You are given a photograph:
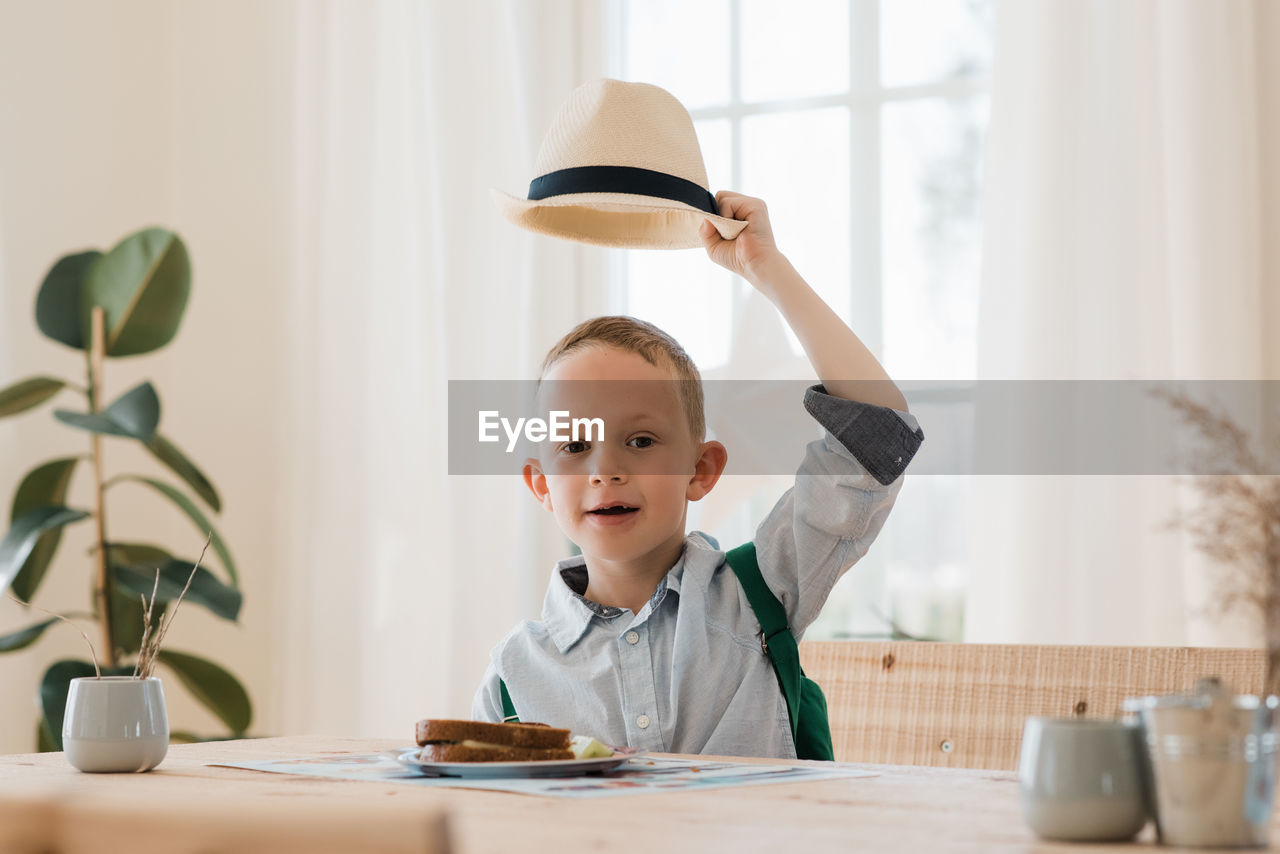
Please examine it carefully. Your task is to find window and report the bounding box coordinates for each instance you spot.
[601,0,992,641]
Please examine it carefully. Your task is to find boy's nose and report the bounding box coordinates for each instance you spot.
[588,444,627,483]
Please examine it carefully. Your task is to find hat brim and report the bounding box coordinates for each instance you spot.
[492,189,748,250]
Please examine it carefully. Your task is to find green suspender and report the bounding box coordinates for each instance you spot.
[724,542,835,761]
[499,678,519,723]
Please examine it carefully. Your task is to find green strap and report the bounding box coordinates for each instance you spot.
[498,678,519,723]
[724,543,804,745]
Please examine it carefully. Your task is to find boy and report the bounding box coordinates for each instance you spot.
[472,192,923,759]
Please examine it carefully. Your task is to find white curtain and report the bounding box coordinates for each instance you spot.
[967,0,1280,646]
[275,0,610,736]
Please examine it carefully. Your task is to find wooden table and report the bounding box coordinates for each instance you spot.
[0,735,1172,853]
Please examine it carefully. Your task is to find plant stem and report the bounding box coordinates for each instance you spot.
[88,307,117,669]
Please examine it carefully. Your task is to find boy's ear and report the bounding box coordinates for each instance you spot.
[687,440,728,502]
[523,457,554,512]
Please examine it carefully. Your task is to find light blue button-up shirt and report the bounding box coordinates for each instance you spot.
[472,387,923,759]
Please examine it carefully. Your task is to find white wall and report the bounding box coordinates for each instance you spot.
[0,0,292,752]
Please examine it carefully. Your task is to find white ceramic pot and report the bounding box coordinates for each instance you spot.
[63,676,169,773]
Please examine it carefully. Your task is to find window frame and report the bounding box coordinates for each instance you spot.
[605,0,989,366]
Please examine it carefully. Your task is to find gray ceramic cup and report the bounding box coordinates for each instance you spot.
[1019,717,1149,842]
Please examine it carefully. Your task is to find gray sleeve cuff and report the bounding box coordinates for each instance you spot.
[803,385,924,486]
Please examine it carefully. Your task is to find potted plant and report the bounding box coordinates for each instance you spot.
[0,227,252,751]
[51,538,208,771]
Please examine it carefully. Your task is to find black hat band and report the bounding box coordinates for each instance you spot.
[527,165,719,216]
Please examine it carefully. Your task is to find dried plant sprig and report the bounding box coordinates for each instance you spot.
[1154,386,1280,694]
[5,592,101,679]
[1148,385,1271,475]
[134,533,211,680]
[131,595,151,679]
[144,538,206,666]
[131,569,161,679]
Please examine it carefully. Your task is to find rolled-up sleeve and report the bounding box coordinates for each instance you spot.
[751,385,924,637]
[801,385,923,485]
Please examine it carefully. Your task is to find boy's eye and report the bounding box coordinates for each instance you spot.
[562,441,590,454]
[627,436,656,449]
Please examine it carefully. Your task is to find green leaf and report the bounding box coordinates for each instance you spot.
[106,541,172,570]
[109,585,155,655]
[113,560,241,622]
[158,650,252,734]
[145,433,221,512]
[54,381,160,440]
[0,617,59,653]
[11,459,79,522]
[114,477,237,586]
[8,458,80,601]
[84,228,191,357]
[40,660,95,750]
[1,506,91,599]
[0,377,68,418]
[39,659,133,751]
[37,719,56,753]
[105,542,171,653]
[35,250,100,350]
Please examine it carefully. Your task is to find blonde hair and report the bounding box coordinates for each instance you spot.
[540,316,705,441]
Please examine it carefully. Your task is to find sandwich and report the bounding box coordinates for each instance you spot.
[415,719,574,762]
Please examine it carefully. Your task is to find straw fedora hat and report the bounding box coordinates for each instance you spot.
[492,79,747,249]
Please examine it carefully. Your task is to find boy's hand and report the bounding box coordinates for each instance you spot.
[699,191,788,288]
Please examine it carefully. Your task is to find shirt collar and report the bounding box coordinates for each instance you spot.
[541,555,604,653]
[540,538,700,653]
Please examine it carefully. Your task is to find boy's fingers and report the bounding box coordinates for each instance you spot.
[714,190,743,220]
[735,199,766,222]
[716,192,765,224]
[715,194,741,220]
[715,189,749,204]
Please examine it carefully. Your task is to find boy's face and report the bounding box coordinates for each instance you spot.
[523,346,726,568]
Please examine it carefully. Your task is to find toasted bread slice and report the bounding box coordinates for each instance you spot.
[418,741,574,763]
[415,719,571,750]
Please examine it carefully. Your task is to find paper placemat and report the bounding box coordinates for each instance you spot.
[214,753,876,798]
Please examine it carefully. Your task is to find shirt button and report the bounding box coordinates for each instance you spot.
[625,631,640,645]
[636,714,651,729]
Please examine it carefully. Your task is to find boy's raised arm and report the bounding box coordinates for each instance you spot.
[700,192,921,636]
[698,191,908,412]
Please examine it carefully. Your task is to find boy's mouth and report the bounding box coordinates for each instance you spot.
[586,503,639,516]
